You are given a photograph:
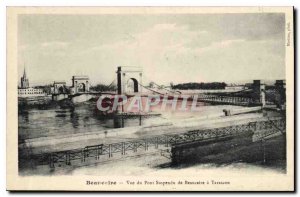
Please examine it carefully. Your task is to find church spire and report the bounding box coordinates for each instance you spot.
[21,65,29,88]
[23,67,26,79]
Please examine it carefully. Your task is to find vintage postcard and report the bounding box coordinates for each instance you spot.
[6,7,294,191]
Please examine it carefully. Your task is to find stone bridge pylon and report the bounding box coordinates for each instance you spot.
[117,66,143,94]
[70,76,90,95]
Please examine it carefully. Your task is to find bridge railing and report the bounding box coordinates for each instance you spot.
[197,94,255,106]
[29,118,285,169]
[198,89,284,106]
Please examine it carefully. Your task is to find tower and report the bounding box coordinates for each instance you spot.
[21,68,29,88]
[70,76,90,95]
[275,80,286,106]
[117,66,143,94]
[252,80,266,107]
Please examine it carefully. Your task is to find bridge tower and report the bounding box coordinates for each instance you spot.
[252,80,266,107]
[70,76,90,95]
[53,81,67,94]
[117,66,143,94]
[52,81,69,101]
[275,80,286,106]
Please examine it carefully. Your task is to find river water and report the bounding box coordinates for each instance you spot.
[18,100,246,143]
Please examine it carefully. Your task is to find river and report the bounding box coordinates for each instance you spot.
[18,100,246,143]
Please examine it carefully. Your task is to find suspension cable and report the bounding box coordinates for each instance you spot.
[137,81,165,95]
[107,78,116,88]
[142,74,181,95]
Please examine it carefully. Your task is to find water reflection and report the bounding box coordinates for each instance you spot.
[19,110,29,123]
[70,108,80,128]
[18,102,246,141]
[113,117,124,128]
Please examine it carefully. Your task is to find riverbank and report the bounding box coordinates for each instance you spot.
[18,96,75,110]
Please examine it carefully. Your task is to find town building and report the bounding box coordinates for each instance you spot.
[18,68,47,97]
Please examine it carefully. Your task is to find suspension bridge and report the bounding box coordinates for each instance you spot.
[51,66,286,109]
[87,66,286,109]
[23,66,286,171]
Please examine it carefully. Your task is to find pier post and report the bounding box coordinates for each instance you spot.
[133,142,137,152]
[49,154,55,170]
[145,140,148,151]
[121,142,125,155]
[96,146,99,160]
[81,149,86,162]
[109,144,113,157]
[261,138,266,164]
[65,152,71,165]
[139,114,142,126]
[165,136,169,147]
[96,145,102,160]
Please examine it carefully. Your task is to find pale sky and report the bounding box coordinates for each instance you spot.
[18,13,285,86]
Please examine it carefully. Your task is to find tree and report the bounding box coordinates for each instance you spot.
[170,82,174,89]
[90,83,117,92]
[172,82,227,90]
[148,82,155,88]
